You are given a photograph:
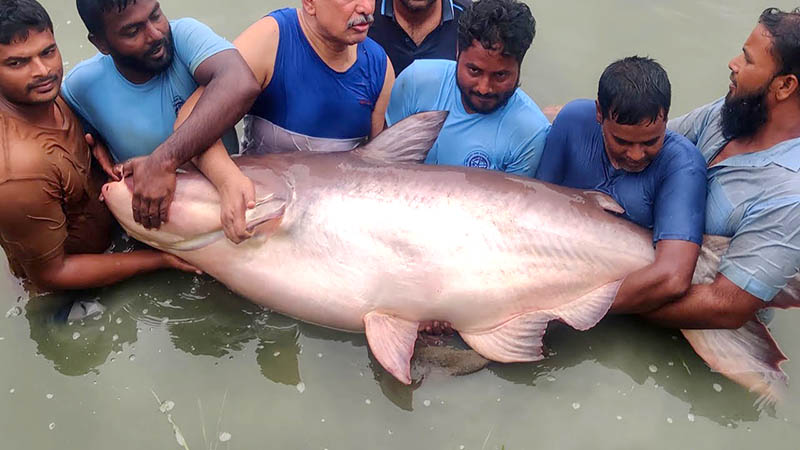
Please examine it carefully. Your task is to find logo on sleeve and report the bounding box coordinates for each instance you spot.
[465,150,491,169]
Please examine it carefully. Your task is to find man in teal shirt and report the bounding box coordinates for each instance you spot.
[64,0,261,242]
[386,0,549,176]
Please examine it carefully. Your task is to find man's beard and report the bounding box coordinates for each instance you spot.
[721,82,770,140]
[110,31,175,76]
[456,76,517,115]
[398,0,437,13]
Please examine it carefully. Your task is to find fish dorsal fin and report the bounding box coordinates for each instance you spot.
[364,311,420,384]
[460,280,621,362]
[354,111,448,164]
[584,191,625,215]
[682,321,788,407]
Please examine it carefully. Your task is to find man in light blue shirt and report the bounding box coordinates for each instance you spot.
[64,0,261,242]
[642,8,800,329]
[386,0,549,177]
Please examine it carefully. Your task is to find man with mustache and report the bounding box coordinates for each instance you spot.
[205,0,393,155]
[385,0,550,176]
[62,0,261,243]
[368,0,470,74]
[642,8,800,329]
[0,0,197,291]
[535,57,707,315]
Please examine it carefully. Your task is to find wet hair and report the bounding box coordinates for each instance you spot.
[457,0,535,64]
[76,0,136,36]
[759,8,800,83]
[597,56,671,125]
[0,0,53,45]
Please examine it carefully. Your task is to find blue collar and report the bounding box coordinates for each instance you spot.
[714,137,800,172]
[380,0,455,22]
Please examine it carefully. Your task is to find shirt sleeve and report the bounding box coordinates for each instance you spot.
[652,151,707,245]
[667,98,723,145]
[385,61,419,127]
[504,124,550,176]
[171,18,235,76]
[0,178,67,268]
[534,110,571,184]
[718,198,800,302]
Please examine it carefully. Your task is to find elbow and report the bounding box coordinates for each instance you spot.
[232,72,261,108]
[661,271,692,300]
[29,272,66,293]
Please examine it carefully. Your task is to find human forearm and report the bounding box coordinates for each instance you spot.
[30,251,174,291]
[610,264,689,314]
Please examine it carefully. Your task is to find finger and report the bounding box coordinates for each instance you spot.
[120,160,134,178]
[245,179,256,209]
[84,133,95,147]
[149,198,162,229]
[233,197,248,241]
[132,193,143,225]
[161,183,175,225]
[158,198,169,227]
[221,211,240,244]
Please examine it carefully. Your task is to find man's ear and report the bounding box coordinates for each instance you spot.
[301,0,316,16]
[88,33,110,55]
[595,100,604,124]
[774,74,799,102]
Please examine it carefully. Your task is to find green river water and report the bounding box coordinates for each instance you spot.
[3,1,800,449]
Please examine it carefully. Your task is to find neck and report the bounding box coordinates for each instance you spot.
[0,96,58,126]
[393,0,441,26]
[736,101,800,150]
[298,8,352,66]
[112,59,156,85]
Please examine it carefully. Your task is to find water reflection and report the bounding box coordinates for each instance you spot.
[489,317,768,426]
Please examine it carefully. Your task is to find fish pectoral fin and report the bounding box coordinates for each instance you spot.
[246,194,288,233]
[363,312,419,385]
[583,191,625,215]
[461,280,622,363]
[354,111,449,164]
[682,321,789,407]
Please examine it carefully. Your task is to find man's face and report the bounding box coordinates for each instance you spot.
[0,29,63,106]
[398,0,437,13]
[722,24,780,140]
[596,104,667,173]
[97,0,173,75]
[456,41,520,114]
[311,0,375,46]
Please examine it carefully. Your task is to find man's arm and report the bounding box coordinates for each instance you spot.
[121,48,261,230]
[28,251,198,292]
[641,273,763,329]
[533,109,570,184]
[610,240,700,314]
[371,56,396,137]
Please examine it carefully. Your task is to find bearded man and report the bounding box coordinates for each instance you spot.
[385,0,550,177]
[644,8,800,329]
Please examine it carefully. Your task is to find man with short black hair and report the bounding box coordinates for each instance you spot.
[368,0,469,74]
[644,8,800,329]
[386,0,549,176]
[64,0,261,243]
[0,0,196,291]
[536,56,707,314]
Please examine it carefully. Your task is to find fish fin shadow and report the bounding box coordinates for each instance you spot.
[364,312,420,385]
[461,280,621,362]
[682,321,789,407]
[355,111,448,164]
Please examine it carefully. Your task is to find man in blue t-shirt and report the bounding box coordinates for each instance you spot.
[64,0,262,243]
[386,0,550,177]
[536,57,707,315]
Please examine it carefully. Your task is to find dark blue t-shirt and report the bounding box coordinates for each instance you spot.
[535,99,707,245]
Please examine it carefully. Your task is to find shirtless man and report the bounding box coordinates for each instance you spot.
[0,0,194,291]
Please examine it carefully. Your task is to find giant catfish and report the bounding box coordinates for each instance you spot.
[102,112,798,404]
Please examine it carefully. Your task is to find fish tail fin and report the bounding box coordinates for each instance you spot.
[682,320,788,407]
[354,111,448,164]
[460,280,621,363]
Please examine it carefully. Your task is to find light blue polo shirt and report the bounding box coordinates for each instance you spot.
[61,18,234,163]
[669,98,800,302]
[386,59,550,176]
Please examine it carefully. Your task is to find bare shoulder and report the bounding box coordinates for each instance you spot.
[234,16,280,87]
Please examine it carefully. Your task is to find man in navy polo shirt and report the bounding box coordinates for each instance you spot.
[369,0,469,74]
[536,56,708,315]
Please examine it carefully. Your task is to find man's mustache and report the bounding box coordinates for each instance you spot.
[145,38,168,57]
[469,91,499,100]
[27,74,58,92]
[347,14,374,28]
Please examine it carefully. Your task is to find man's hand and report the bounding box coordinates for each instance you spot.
[85,133,120,181]
[116,156,177,230]
[161,252,203,275]
[218,173,256,244]
[419,320,455,336]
